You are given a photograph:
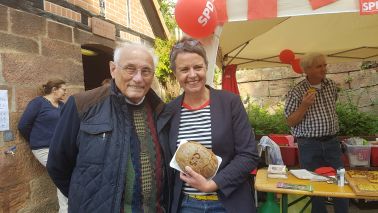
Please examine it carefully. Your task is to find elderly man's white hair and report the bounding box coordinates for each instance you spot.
[113,42,158,69]
[300,52,326,72]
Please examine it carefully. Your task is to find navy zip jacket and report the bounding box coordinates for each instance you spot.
[47,82,171,213]
[18,96,64,149]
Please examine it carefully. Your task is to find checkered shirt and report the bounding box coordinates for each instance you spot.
[284,78,339,137]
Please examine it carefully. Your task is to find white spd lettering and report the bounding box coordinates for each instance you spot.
[362,1,378,11]
[197,0,214,26]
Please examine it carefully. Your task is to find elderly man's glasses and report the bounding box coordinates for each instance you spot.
[118,65,154,77]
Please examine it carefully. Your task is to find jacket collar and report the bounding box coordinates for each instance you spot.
[164,85,214,111]
[157,85,215,134]
[109,79,164,115]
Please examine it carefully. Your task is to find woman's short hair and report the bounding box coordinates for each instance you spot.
[169,37,208,72]
[41,79,66,95]
[300,52,326,72]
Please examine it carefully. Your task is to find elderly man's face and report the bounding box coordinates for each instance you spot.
[110,48,154,103]
[306,56,327,84]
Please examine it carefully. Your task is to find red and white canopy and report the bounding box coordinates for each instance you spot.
[196,0,378,83]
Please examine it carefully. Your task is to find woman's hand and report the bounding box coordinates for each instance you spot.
[180,166,218,193]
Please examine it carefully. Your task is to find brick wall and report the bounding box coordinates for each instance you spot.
[67,0,100,15]
[53,0,155,39]
[237,63,378,113]
[45,1,83,22]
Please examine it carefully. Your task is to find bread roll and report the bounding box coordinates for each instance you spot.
[307,87,317,94]
[175,141,218,178]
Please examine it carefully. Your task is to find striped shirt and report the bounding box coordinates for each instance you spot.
[284,78,339,137]
[177,101,216,195]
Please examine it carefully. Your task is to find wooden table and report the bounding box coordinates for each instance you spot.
[254,169,378,213]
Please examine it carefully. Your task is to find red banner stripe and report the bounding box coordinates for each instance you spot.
[248,0,277,20]
[309,0,337,10]
[215,0,228,24]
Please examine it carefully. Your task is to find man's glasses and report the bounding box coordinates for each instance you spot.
[118,65,154,77]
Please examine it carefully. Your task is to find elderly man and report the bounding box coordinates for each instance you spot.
[284,52,348,213]
[47,43,170,213]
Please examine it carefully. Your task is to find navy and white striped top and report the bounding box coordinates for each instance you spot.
[177,101,216,195]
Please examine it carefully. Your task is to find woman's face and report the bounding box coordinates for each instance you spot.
[174,52,207,94]
[53,84,67,101]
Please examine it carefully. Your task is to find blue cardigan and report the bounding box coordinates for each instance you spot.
[18,96,64,149]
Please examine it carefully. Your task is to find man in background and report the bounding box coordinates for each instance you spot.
[284,52,348,213]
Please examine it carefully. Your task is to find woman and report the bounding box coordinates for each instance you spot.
[18,79,68,212]
[158,38,259,213]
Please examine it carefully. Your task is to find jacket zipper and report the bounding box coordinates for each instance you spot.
[110,103,128,213]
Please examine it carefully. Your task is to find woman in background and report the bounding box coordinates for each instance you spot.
[18,79,68,213]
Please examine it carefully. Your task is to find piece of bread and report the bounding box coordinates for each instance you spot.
[348,170,368,178]
[307,87,317,94]
[175,141,218,178]
[357,183,378,192]
[367,172,378,183]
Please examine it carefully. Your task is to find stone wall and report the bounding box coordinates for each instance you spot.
[0,1,164,212]
[237,63,378,113]
[0,6,83,212]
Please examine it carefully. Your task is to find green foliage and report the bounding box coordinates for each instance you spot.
[245,99,378,136]
[361,61,378,70]
[246,103,290,135]
[213,67,222,86]
[157,0,177,33]
[154,38,176,86]
[336,102,378,136]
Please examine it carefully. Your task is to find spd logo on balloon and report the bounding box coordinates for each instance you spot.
[198,0,215,26]
[175,0,218,38]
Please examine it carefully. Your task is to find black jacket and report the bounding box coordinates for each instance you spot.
[47,82,170,212]
[157,87,259,213]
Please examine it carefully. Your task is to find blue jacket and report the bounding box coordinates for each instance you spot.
[47,82,169,213]
[18,96,64,149]
[157,87,259,213]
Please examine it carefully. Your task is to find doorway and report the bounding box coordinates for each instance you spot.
[81,44,113,90]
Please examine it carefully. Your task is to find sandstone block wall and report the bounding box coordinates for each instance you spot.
[0,6,85,212]
[237,63,378,113]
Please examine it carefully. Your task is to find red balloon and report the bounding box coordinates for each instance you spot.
[291,58,303,74]
[175,0,218,38]
[279,49,295,64]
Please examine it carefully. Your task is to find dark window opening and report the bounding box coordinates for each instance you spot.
[81,44,113,90]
